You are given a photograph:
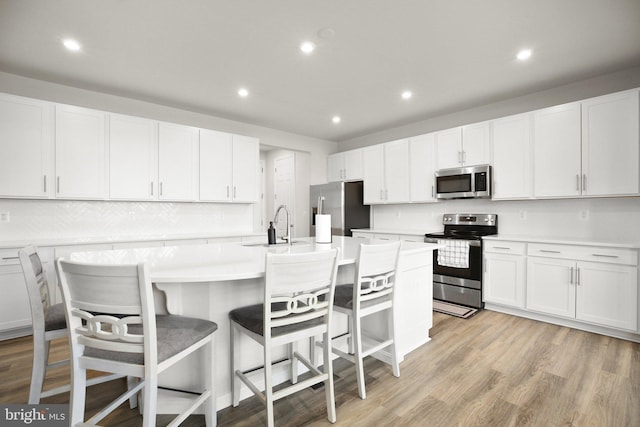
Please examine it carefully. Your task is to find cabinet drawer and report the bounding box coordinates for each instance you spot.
[484,241,526,255]
[528,243,638,266]
[398,235,425,243]
[0,249,20,266]
[373,233,399,241]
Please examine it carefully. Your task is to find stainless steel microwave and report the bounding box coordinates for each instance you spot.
[435,165,491,199]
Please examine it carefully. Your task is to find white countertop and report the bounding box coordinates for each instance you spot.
[0,231,265,250]
[352,228,435,237]
[68,236,439,283]
[483,234,640,249]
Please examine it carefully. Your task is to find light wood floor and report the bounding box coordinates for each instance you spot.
[1,310,638,426]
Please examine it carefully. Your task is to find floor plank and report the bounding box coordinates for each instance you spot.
[1,310,638,426]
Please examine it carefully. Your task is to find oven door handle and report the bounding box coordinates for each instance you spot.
[424,237,481,247]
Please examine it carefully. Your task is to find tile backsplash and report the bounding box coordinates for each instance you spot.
[0,199,254,241]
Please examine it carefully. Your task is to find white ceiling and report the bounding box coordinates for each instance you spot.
[1,0,639,142]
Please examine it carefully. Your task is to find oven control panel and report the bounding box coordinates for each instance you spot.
[443,213,497,226]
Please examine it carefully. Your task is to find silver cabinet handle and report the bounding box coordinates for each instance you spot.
[570,267,574,284]
[540,249,561,254]
[492,246,512,250]
[380,189,384,200]
[150,182,154,196]
[56,176,60,193]
[458,151,462,164]
[226,185,230,198]
[582,174,587,192]
[43,175,47,192]
[233,186,237,198]
[592,254,619,258]
[576,174,580,191]
[462,150,466,164]
[431,185,434,198]
[385,189,388,200]
[160,182,163,196]
[576,268,580,285]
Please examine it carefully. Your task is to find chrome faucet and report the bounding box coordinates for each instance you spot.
[273,205,292,244]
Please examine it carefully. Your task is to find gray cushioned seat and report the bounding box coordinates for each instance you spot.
[44,303,67,332]
[84,315,218,365]
[229,303,322,337]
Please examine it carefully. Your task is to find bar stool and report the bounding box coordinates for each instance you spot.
[56,259,218,427]
[331,240,401,399]
[229,248,340,427]
[18,246,121,404]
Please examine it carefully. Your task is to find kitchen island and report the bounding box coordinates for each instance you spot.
[69,236,438,412]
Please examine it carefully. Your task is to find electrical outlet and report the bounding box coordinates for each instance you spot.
[0,212,9,223]
[519,210,527,220]
[579,210,589,221]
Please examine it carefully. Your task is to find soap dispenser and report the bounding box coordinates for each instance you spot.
[267,222,276,245]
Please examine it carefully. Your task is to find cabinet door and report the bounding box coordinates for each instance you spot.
[533,102,581,198]
[461,121,490,166]
[409,133,436,202]
[435,127,463,169]
[363,145,385,204]
[0,260,32,333]
[576,261,637,331]
[491,113,532,199]
[55,104,107,199]
[327,153,344,182]
[384,139,410,203]
[344,149,364,181]
[232,135,259,202]
[581,89,639,197]
[158,122,198,201]
[526,257,576,318]
[0,94,53,198]
[484,253,525,308]
[199,129,233,201]
[109,114,157,200]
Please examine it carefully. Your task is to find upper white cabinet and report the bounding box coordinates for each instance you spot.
[408,133,437,202]
[581,89,639,197]
[158,122,199,201]
[0,93,54,198]
[55,104,107,199]
[436,122,490,169]
[327,149,363,182]
[491,113,532,199]
[363,139,410,204]
[199,130,259,202]
[109,114,158,200]
[532,102,582,198]
[533,89,639,199]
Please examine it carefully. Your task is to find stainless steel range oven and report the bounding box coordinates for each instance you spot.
[424,213,498,309]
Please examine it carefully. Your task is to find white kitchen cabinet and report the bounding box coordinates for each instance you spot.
[409,133,437,202]
[435,127,463,169]
[436,122,490,169]
[483,241,526,308]
[158,122,199,201]
[526,243,638,331]
[0,93,54,198]
[491,113,532,199]
[327,149,364,182]
[363,140,409,204]
[199,130,259,202]
[231,135,259,202]
[533,102,582,198]
[55,104,107,199]
[109,114,158,200]
[581,89,639,197]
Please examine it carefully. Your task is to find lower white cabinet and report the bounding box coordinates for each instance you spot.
[483,241,526,308]
[526,244,638,331]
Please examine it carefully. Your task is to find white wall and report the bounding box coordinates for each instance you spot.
[373,197,640,242]
[0,71,337,241]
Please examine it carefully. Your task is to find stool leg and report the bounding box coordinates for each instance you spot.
[289,341,298,384]
[142,374,158,427]
[353,314,366,400]
[28,336,48,404]
[322,329,336,423]
[388,306,400,377]
[205,336,217,427]
[69,366,87,426]
[230,322,241,407]
[264,342,275,427]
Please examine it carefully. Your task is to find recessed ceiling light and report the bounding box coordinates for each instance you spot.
[332,116,341,124]
[300,41,316,54]
[62,38,81,52]
[517,49,532,61]
[238,88,249,97]
[401,91,413,100]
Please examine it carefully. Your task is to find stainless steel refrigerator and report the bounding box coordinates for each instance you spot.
[309,181,370,237]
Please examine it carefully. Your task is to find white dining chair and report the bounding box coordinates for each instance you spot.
[56,258,218,427]
[18,246,122,404]
[330,240,401,399]
[229,248,340,427]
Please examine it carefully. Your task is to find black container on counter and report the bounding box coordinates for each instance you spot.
[267,222,276,245]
